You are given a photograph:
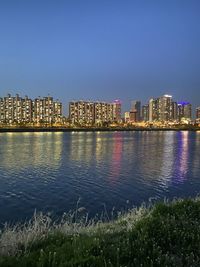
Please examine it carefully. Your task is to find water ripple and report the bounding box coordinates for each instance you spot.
[0,131,200,223]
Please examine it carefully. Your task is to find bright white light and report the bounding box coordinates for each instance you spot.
[164,94,172,98]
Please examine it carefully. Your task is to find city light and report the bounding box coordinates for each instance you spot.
[0,93,199,129]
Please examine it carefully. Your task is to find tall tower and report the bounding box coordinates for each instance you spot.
[142,104,149,121]
[149,98,159,122]
[159,95,173,121]
[172,101,178,121]
[131,101,141,121]
[113,100,121,123]
[177,102,192,121]
[196,107,200,119]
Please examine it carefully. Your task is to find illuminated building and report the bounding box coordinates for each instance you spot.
[149,95,176,122]
[159,95,173,121]
[53,100,62,123]
[0,94,62,124]
[177,102,192,121]
[172,102,178,121]
[112,100,121,123]
[94,102,115,124]
[22,95,33,123]
[131,101,141,121]
[142,104,149,121]
[33,96,62,124]
[0,94,32,124]
[69,100,121,125]
[196,107,200,119]
[149,98,160,121]
[43,96,54,123]
[0,97,4,123]
[124,112,130,123]
[1,94,17,123]
[69,101,95,125]
[129,110,137,122]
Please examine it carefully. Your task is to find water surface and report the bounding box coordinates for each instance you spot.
[0,131,200,223]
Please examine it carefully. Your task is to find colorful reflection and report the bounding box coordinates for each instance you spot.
[109,132,123,183]
[174,131,189,183]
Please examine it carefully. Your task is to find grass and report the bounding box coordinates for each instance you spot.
[1,198,200,266]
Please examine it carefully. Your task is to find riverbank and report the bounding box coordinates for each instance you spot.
[0,126,200,132]
[1,198,200,266]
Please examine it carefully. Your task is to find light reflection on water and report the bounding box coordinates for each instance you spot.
[176,131,189,183]
[159,132,175,188]
[0,131,200,223]
[0,132,63,170]
[110,132,123,184]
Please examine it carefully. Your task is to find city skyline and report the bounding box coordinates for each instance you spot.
[1,93,199,123]
[0,91,198,113]
[0,0,199,112]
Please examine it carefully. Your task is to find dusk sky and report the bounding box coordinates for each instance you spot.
[0,0,199,114]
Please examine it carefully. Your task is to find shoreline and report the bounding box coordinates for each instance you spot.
[0,126,200,132]
[1,198,200,266]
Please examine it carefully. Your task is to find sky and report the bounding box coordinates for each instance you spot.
[0,0,200,114]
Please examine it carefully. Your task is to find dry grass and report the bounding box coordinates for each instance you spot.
[0,202,148,257]
[1,198,200,266]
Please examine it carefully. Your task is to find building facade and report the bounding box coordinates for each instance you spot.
[142,104,149,121]
[159,95,173,121]
[196,107,200,119]
[129,110,137,122]
[112,100,122,123]
[131,100,141,121]
[124,112,130,123]
[149,95,178,122]
[149,98,160,122]
[69,100,121,125]
[0,94,62,124]
[177,102,192,121]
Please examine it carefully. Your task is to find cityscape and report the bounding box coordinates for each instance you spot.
[0,93,200,127]
[1,0,200,265]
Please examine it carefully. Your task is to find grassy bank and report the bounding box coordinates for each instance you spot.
[1,198,200,266]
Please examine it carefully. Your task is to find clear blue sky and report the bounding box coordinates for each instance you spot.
[0,0,199,114]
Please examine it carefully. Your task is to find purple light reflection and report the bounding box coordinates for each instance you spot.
[109,132,123,184]
[174,131,189,183]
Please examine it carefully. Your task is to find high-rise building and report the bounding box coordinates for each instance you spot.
[33,97,43,123]
[69,101,95,125]
[149,95,175,122]
[53,100,62,123]
[149,98,159,122]
[172,102,178,121]
[113,100,121,123]
[124,112,130,123]
[142,105,149,121]
[131,101,141,121]
[177,102,192,121]
[196,107,200,119]
[32,96,62,124]
[69,100,121,125]
[0,94,62,124]
[3,94,15,123]
[159,95,173,121]
[0,97,4,123]
[94,102,112,124]
[129,110,137,122]
[22,95,33,123]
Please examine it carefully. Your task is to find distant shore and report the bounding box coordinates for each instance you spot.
[0,126,200,132]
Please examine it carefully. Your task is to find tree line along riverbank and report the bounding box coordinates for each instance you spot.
[1,198,200,266]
